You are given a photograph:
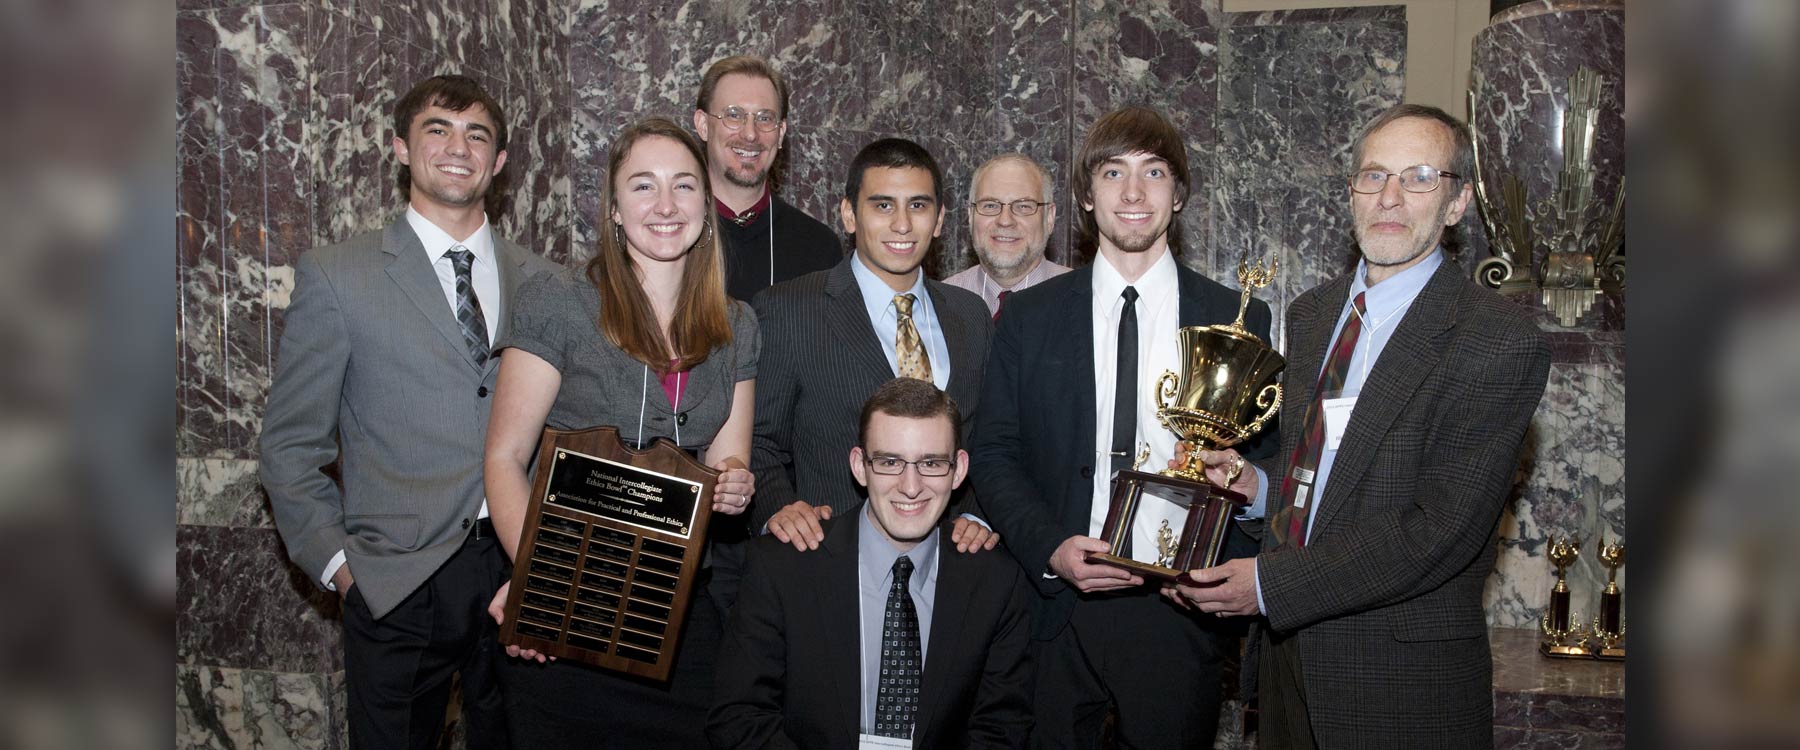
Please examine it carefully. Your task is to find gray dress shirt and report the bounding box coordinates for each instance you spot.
[857,506,940,734]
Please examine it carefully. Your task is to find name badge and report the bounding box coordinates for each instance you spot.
[859,734,912,749]
[1322,396,1357,451]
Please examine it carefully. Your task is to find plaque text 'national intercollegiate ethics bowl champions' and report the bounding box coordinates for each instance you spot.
[498,426,717,682]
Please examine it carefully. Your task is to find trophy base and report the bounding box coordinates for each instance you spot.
[1539,643,1591,659]
[1595,646,1625,661]
[1088,469,1246,586]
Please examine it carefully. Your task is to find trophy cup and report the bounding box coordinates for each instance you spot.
[1088,258,1285,582]
[1539,535,1590,658]
[1592,538,1625,660]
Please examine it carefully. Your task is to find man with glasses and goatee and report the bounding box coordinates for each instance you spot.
[945,153,1070,319]
[692,55,841,302]
[1169,104,1551,748]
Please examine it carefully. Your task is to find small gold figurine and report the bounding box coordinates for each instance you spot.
[1540,536,1589,657]
[1154,520,1178,568]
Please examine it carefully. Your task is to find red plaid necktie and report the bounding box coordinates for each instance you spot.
[1279,292,1366,547]
[993,290,1011,322]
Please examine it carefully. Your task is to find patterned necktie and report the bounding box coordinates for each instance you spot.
[1277,292,1367,548]
[993,289,1011,322]
[894,293,932,382]
[874,556,921,739]
[447,246,490,368]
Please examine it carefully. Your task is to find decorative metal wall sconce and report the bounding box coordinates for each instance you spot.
[1468,66,1625,326]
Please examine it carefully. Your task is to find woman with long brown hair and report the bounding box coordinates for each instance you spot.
[484,117,758,746]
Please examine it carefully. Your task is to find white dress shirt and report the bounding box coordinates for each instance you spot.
[1086,249,1186,562]
[320,207,502,589]
[851,254,952,391]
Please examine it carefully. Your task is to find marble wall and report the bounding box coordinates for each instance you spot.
[176,0,571,747]
[176,0,1624,745]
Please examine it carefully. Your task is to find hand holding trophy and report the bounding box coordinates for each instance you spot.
[1088,256,1286,583]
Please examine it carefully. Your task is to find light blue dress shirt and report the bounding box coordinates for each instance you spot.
[857,505,939,735]
[851,254,952,391]
[1254,249,1444,614]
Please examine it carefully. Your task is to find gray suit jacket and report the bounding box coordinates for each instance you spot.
[1255,260,1550,747]
[260,217,558,618]
[749,256,992,528]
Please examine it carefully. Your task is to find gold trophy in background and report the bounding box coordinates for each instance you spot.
[1540,536,1589,658]
[1089,257,1285,582]
[1592,538,1625,660]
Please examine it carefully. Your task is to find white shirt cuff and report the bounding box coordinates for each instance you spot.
[1236,465,1272,520]
[321,549,348,591]
[1253,557,1267,615]
[958,512,991,531]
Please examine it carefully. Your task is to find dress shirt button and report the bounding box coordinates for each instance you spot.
[477,386,490,398]
[1080,466,1094,479]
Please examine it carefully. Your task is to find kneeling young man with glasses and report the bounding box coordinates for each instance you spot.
[711,378,1032,749]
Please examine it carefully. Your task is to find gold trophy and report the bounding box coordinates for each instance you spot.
[1592,538,1625,660]
[1539,536,1590,658]
[1089,258,1285,582]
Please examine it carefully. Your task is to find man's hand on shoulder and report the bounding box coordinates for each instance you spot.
[1048,535,1143,592]
[767,501,830,551]
[950,516,1001,553]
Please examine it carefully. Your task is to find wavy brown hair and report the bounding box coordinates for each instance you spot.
[586,118,733,375]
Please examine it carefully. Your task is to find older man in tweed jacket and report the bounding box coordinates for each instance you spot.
[1171,104,1552,748]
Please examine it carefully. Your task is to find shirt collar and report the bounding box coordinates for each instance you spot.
[857,502,941,590]
[851,252,930,324]
[1350,248,1443,324]
[1091,247,1178,307]
[714,187,773,225]
[406,205,494,265]
[979,257,1048,298]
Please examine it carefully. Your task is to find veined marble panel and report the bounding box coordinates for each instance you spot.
[178,525,343,674]
[177,665,339,750]
[178,457,272,528]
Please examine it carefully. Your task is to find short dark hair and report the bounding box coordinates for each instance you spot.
[1072,106,1191,256]
[1351,103,1474,180]
[843,137,944,207]
[695,55,790,120]
[392,75,510,216]
[858,378,963,450]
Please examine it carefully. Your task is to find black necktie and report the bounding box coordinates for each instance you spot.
[874,556,921,739]
[448,246,490,368]
[1110,286,1140,476]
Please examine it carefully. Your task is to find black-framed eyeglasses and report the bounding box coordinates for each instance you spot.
[1349,165,1462,194]
[863,453,957,477]
[706,107,783,133]
[970,199,1052,217]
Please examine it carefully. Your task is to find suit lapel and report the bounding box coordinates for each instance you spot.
[825,258,899,381]
[382,220,481,372]
[1311,263,1461,537]
[1175,265,1210,327]
[1059,269,1098,521]
[819,512,865,738]
[927,280,981,404]
[487,236,532,380]
[916,537,972,738]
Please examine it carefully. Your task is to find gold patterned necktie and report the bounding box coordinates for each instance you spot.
[894,293,932,382]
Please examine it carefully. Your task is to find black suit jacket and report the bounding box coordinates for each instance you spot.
[969,261,1275,639]
[749,256,992,527]
[708,509,1034,749]
[1254,260,1550,748]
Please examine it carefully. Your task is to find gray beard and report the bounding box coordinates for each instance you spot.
[723,165,768,190]
[974,245,1041,279]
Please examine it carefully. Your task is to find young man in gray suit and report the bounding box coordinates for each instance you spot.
[1171,104,1552,748]
[260,74,557,750]
[750,138,998,556]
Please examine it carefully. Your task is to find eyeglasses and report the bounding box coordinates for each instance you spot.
[1349,165,1462,194]
[863,453,957,477]
[705,106,783,133]
[970,199,1052,217]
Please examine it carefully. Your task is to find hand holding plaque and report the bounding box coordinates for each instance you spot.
[1089,257,1286,582]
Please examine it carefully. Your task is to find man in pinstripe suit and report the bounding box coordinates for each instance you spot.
[1171,104,1552,748]
[749,138,998,559]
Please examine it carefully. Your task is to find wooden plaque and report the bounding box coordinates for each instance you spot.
[498,426,717,681]
[1088,469,1243,584]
